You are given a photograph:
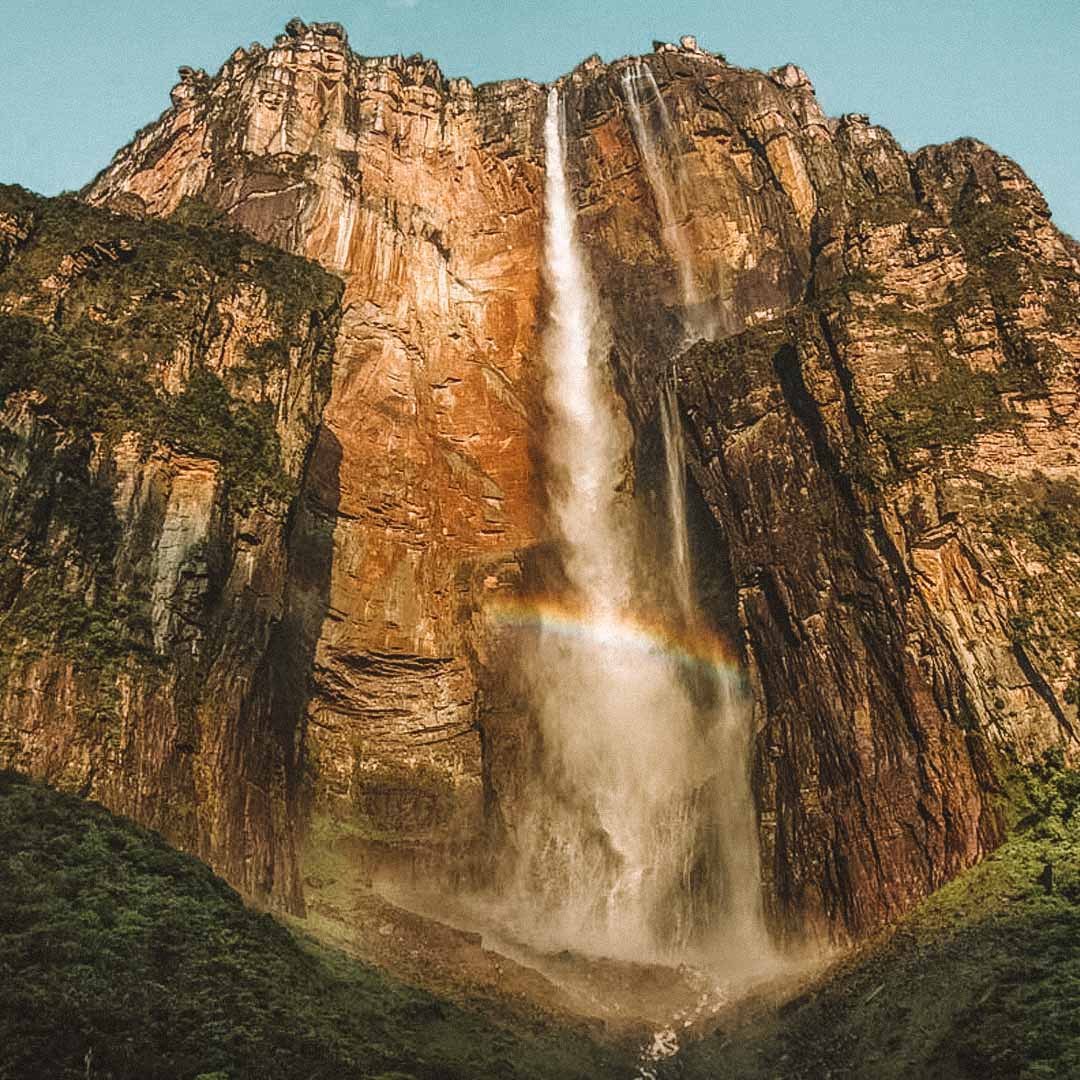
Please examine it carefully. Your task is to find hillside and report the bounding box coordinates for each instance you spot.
[669,752,1080,1078]
[3,759,1077,1078]
[0,770,626,1080]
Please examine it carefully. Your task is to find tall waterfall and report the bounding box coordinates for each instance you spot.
[536,85,630,613]
[499,86,769,967]
[623,65,768,966]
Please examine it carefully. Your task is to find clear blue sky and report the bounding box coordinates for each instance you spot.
[2,1,1077,237]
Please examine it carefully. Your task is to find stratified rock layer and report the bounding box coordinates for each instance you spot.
[65,25,1080,937]
[89,23,546,864]
[0,185,342,911]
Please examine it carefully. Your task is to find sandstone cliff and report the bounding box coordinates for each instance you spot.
[0,184,342,910]
[31,20,1080,937]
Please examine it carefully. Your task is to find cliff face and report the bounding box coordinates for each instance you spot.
[62,22,1080,937]
[555,56,1080,932]
[671,142,1080,931]
[0,185,342,911]
[87,21,547,865]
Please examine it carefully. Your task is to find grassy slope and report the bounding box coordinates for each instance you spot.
[6,758,1076,1080]
[672,752,1080,1080]
[0,771,628,1080]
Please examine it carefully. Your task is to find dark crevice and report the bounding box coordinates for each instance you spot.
[1012,642,1077,743]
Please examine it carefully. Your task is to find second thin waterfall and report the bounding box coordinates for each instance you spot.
[660,374,694,623]
[622,61,719,342]
[495,86,770,966]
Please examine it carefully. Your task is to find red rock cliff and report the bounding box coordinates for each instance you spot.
[55,20,1080,936]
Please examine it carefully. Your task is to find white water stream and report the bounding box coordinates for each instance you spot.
[503,87,769,968]
[622,61,720,342]
[659,373,693,623]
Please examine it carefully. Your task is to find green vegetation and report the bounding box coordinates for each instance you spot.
[0,185,340,341]
[812,191,1073,476]
[670,751,1080,1080]
[953,201,1024,258]
[852,194,918,228]
[0,184,342,677]
[0,427,156,683]
[983,474,1080,672]
[0,573,152,672]
[0,183,341,508]
[952,201,1027,309]
[990,474,1080,561]
[811,268,885,310]
[873,358,1021,466]
[0,772,626,1080]
[0,317,290,507]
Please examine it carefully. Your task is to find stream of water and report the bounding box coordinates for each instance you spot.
[498,86,769,968]
[622,61,721,342]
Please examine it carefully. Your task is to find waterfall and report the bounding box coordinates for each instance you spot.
[622,61,720,342]
[657,371,768,967]
[660,372,693,623]
[536,85,630,613]
[625,68,766,961]
[498,87,770,968]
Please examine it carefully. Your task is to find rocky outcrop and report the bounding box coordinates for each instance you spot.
[71,27,1080,938]
[0,185,342,911]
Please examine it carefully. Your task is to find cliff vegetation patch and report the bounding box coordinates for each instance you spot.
[873,358,1020,467]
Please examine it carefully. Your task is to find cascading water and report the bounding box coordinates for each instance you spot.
[656,369,768,965]
[497,86,769,967]
[659,373,693,623]
[534,85,629,614]
[623,60,717,626]
[505,86,702,959]
[623,62,769,965]
[622,61,720,342]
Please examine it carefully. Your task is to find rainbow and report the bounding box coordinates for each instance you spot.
[484,595,743,678]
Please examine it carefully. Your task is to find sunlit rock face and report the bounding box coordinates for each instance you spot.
[88,22,548,865]
[82,22,1080,939]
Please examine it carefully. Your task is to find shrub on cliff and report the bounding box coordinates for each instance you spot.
[0,182,341,510]
[0,185,344,675]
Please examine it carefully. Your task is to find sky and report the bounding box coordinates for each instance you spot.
[1,1,1077,236]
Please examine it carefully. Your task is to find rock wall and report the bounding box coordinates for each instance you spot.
[0,185,342,911]
[77,23,1080,936]
[556,54,1080,933]
[88,21,547,867]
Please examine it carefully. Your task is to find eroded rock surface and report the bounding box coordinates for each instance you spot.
[0,186,342,910]
[51,26,1080,937]
[88,24,546,864]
